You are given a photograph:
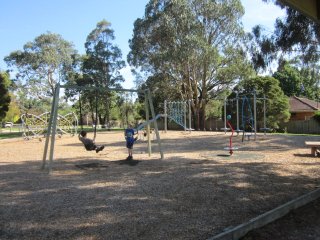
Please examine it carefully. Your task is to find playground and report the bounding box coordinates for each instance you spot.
[1,130,320,239]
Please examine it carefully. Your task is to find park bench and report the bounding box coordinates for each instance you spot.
[305,141,320,157]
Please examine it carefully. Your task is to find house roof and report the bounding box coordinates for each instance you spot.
[289,96,320,112]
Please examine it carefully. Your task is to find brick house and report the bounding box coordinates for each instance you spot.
[289,96,320,121]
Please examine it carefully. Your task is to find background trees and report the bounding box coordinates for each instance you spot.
[228,76,290,129]
[128,0,254,130]
[248,1,320,102]
[2,1,306,130]
[74,20,126,127]
[5,32,77,97]
[0,72,11,122]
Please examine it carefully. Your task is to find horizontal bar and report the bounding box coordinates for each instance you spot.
[60,84,144,93]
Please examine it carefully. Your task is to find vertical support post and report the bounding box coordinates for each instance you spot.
[147,89,164,159]
[145,91,151,156]
[42,86,58,169]
[189,99,192,132]
[253,89,257,141]
[184,102,187,131]
[164,100,167,133]
[224,98,227,134]
[48,84,61,173]
[263,94,267,135]
[236,91,240,135]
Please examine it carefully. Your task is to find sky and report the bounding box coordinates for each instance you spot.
[0,0,285,89]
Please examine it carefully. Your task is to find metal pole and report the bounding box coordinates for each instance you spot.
[42,86,58,169]
[236,91,240,135]
[189,99,192,132]
[145,92,151,156]
[164,100,167,133]
[224,98,227,134]
[253,90,257,140]
[147,89,164,159]
[184,102,187,131]
[48,84,61,172]
[263,94,267,135]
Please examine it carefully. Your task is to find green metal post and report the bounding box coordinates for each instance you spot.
[145,91,151,156]
[147,89,164,159]
[42,85,59,169]
[164,100,167,133]
[48,84,61,172]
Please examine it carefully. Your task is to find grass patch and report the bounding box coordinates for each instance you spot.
[0,132,23,140]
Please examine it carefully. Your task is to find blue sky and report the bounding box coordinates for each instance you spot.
[0,0,285,88]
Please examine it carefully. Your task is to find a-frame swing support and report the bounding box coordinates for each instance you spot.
[42,84,164,173]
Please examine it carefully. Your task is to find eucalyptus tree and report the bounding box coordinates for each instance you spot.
[128,0,253,129]
[5,32,77,98]
[250,1,320,74]
[81,20,126,126]
[0,72,11,121]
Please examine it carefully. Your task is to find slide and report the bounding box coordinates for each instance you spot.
[136,114,166,131]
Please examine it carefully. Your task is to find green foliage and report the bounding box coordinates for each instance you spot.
[129,0,254,129]
[231,76,290,129]
[273,61,320,100]
[273,61,302,97]
[313,111,320,122]
[5,32,77,97]
[4,94,20,123]
[67,20,126,127]
[83,20,125,88]
[248,4,320,73]
[0,72,11,121]
[206,99,223,119]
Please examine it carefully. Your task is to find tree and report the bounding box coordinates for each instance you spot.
[229,76,290,129]
[273,61,302,97]
[273,61,320,99]
[128,0,254,130]
[80,20,126,126]
[5,32,77,97]
[249,1,320,72]
[0,72,11,122]
[4,94,21,123]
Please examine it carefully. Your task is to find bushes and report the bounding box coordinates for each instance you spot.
[313,111,320,122]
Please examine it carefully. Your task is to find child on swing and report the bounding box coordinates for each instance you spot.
[78,130,105,153]
[124,124,138,160]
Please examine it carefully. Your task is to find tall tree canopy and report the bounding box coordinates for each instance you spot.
[82,20,125,88]
[0,72,11,121]
[249,1,320,72]
[5,32,77,97]
[69,20,126,126]
[128,0,253,129]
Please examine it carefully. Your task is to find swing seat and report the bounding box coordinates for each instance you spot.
[235,129,244,133]
[224,147,239,151]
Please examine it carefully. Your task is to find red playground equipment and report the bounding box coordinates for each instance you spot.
[224,115,238,155]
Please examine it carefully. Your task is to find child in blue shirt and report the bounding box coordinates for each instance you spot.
[124,125,138,160]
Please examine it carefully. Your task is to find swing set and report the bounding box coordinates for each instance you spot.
[222,90,270,140]
[42,84,164,172]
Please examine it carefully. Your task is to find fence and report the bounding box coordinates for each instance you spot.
[279,118,320,134]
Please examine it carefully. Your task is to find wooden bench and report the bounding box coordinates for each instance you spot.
[305,141,320,156]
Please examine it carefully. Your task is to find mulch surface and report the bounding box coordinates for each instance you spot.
[242,198,320,240]
[0,131,319,239]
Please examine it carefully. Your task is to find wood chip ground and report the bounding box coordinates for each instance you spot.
[0,131,319,239]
